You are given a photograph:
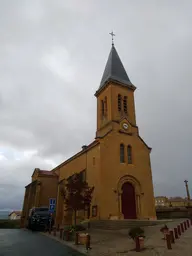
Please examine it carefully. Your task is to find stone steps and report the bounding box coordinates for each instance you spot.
[84,219,172,230]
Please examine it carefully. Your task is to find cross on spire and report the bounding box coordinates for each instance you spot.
[109,31,115,46]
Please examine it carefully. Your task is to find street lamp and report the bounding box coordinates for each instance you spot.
[184,180,191,206]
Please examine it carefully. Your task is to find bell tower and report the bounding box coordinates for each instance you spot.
[95,42,137,138]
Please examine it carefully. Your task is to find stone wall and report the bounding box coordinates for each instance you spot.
[156,207,192,219]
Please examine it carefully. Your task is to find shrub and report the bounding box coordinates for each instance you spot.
[73,224,86,231]
[64,225,73,232]
[0,220,20,229]
[64,224,86,233]
[128,227,145,240]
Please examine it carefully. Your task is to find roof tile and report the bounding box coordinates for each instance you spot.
[99,45,132,90]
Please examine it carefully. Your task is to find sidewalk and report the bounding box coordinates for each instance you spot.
[41,219,192,256]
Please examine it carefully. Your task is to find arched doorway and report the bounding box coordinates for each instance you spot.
[121,182,137,219]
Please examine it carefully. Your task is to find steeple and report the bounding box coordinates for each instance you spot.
[95,42,137,135]
[98,45,133,93]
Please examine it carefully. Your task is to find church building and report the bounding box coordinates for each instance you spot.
[21,42,156,227]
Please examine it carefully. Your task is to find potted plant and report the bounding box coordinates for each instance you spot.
[78,232,89,245]
[128,227,145,251]
[63,223,87,242]
[160,224,169,240]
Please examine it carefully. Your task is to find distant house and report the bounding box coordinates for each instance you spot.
[168,197,190,207]
[155,196,168,207]
[9,211,22,220]
[155,196,192,208]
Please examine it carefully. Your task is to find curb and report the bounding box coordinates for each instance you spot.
[40,232,87,255]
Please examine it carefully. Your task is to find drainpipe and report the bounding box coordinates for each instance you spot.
[82,145,90,228]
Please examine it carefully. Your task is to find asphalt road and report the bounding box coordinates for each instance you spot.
[0,229,84,256]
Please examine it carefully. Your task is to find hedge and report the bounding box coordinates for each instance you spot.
[0,219,20,229]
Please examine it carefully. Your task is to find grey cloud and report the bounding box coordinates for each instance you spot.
[0,183,24,210]
[0,0,192,209]
[0,154,54,209]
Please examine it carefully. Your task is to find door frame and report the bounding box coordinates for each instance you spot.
[117,175,142,219]
[121,181,137,219]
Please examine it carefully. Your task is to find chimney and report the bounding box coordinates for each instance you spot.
[82,145,87,150]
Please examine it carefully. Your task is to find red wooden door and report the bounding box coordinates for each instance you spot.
[121,182,137,219]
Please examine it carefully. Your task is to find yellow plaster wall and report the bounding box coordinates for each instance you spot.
[111,83,136,126]
[56,144,101,225]
[38,176,58,207]
[98,130,156,219]
[31,169,38,182]
[97,85,112,131]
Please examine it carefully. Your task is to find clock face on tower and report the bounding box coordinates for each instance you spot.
[122,123,129,130]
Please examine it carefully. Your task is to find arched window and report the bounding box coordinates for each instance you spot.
[101,100,104,117]
[118,94,122,111]
[104,96,107,116]
[127,145,132,164]
[120,144,125,163]
[123,96,127,114]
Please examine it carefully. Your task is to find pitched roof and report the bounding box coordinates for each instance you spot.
[38,170,57,176]
[9,211,22,216]
[168,197,187,202]
[51,139,99,173]
[31,168,58,178]
[99,45,133,90]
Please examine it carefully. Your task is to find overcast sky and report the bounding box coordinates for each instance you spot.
[0,0,192,211]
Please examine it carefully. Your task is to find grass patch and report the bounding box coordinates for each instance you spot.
[0,219,20,229]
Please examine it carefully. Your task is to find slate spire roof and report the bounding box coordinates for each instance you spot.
[99,45,133,90]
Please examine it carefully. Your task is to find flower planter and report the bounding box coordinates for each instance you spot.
[129,227,145,251]
[139,236,144,250]
[63,230,74,241]
[163,229,169,240]
[78,233,88,245]
[134,236,145,252]
[68,232,75,241]
[160,225,169,240]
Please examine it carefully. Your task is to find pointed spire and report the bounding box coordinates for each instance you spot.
[98,45,133,91]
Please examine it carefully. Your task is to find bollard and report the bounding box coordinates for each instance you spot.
[181,223,184,233]
[75,232,79,245]
[166,234,172,250]
[187,219,190,228]
[59,228,63,239]
[177,225,181,236]
[66,231,70,241]
[57,224,60,231]
[174,227,179,239]
[135,236,141,252]
[135,236,140,252]
[53,226,56,236]
[184,221,187,231]
[86,234,91,251]
[45,224,49,233]
[186,221,188,229]
[170,230,175,244]
[62,230,65,240]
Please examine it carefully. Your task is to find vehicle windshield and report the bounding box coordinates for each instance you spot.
[34,207,49,216]
[35,207,49,212]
